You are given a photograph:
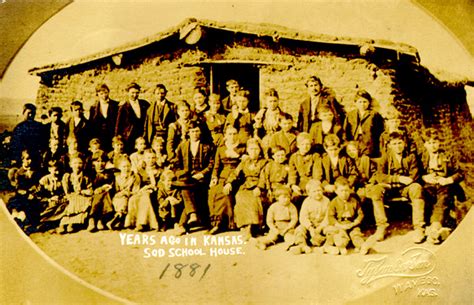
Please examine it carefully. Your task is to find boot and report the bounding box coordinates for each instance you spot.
[412,227,425,244]
[373,225,387,241]
[87,218,97,232]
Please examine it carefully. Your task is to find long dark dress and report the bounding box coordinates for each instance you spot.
[208,143,246,230]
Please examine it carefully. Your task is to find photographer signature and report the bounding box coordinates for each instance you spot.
[356,247,436,285]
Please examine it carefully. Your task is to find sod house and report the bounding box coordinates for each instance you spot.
[29,18,473,184]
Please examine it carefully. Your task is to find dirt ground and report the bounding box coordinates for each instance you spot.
[28,224,442,305]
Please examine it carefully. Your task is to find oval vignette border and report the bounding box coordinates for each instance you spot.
[0,1,473,305]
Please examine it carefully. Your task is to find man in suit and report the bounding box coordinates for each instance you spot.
[172,121,214,232]
[115,82,150,153]
[88,83,119,152]
[66,101,90,154]
[143,84,176,146]
[298,76,345,133]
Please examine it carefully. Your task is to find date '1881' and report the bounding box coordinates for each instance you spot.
[159,263,211,280]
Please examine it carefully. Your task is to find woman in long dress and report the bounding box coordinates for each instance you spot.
[208,126,246,234]
[126,149,160,231]
[224,138,268,240]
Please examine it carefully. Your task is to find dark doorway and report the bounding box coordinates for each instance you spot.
[210,63,260,113]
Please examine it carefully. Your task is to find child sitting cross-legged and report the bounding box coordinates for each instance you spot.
[157,169,183,232]
[323,177,375,255]
[253,187,298,251]
[290,179,330,254]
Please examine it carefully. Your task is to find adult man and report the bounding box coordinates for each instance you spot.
[115,82,150,153]
[88,83,119,151]
[143,84,176,145]
[297,76,345,133]
[10,103,47,165]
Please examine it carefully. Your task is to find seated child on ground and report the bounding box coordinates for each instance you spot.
[324,177,372,255]
[292,180,330,254]
[157,169,183,232]
[254,187,298,251]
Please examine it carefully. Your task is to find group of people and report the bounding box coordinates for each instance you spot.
[6,75,465,255]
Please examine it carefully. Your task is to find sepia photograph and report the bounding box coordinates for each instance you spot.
[0,1,473,304]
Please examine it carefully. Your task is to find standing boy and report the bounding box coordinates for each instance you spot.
[89,83,119,151]
[115,82,150,153]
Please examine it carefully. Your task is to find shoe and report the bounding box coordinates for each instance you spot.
[58,225,67,234]
[323,245,340,255]
[339,247,348,255]
[97,221,105,230]
[373,226,387,241]
[302,245,313,254]
[241,226,252,242]
[136,225,146,232]
[208,226,220,235]
[87,219,97,232]
[67,224,75,233]
[360,235,378,255]
[289,245,303,255]
[175,226,186,236]
[412,228,426,244]
[256,240,267,250]
[187,213,198,226]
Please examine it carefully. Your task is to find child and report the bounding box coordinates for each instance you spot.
[46,107,68,152]
[130,137,147,173]
[420,128,464,244]
[292,180,330,254]
[379,106,415,156]
[109,156,141,230]
[192,87,209,121]
[225,138,268,240]
[42,137,67,171]
[345,141,377,199]
[167,100,211,161]
[254,88,284,140]
[208,126,246,234]
[309,105,343,154]
[59,155,93,233]
[343,89,384,157]
[151,135,168,168]
[144,83,177,145]
[37,160,68,231]
[85,138,102,177]
[222,79,240,112]
[157,169,183,232]
[258,145,290,204]
[127,149,160,231]
[314,134,357,198]
[254,187,298,251]
[67,100,90,154]
[204,94,226,147]
[107,135,127,170]
[288,132,320,197]
[224,89,254,144]
[88,151,115,232]
[266,112,297,158]
[7,149,42,234]
[325,177,369,255]
[369,131,426,243]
